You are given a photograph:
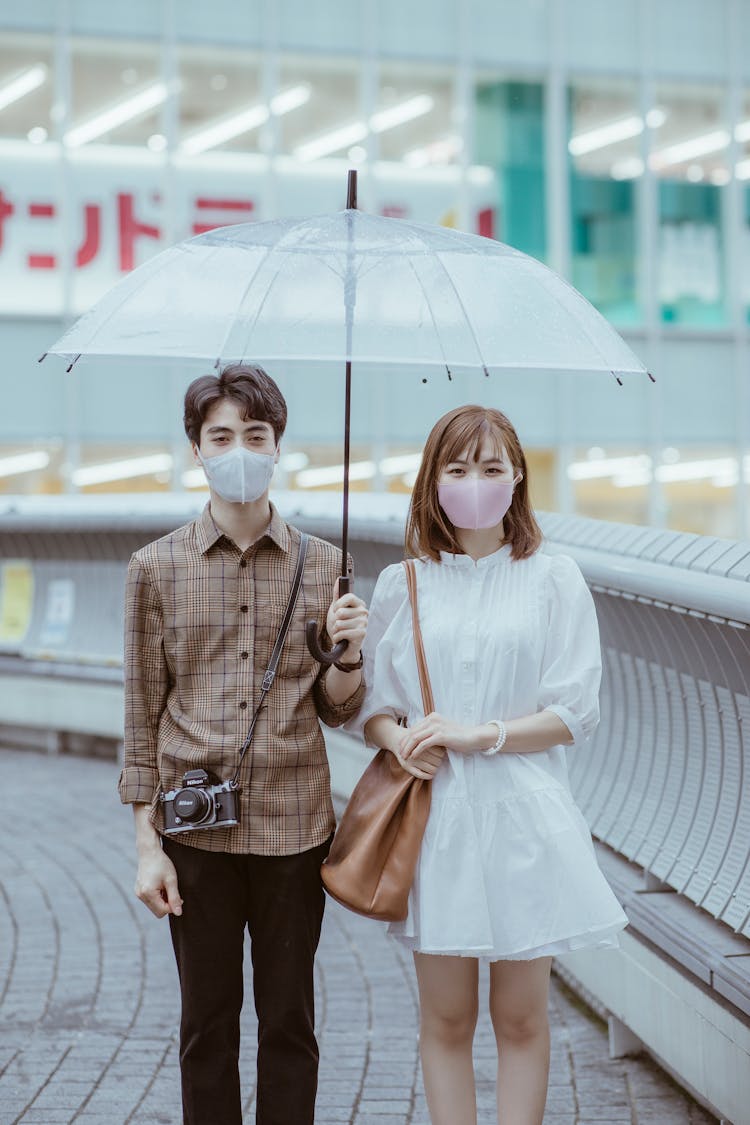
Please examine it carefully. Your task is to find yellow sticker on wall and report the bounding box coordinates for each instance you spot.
[0,561,34,644]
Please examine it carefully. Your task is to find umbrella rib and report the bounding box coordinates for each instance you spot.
[405,257,454,373]
[530,264,630,376]
[211,243,276,366]
[232,256,291,364]
[58,250,180,358]
[420,247,490,371]
[220,223,315,363]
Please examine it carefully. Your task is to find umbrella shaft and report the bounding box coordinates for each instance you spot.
[341,358,351,581]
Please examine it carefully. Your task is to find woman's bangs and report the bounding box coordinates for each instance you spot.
[442,416,508,466]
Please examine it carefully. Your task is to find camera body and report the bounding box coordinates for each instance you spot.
[161,768,239,835]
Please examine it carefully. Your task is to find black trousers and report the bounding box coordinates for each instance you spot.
[162,834,331,1125]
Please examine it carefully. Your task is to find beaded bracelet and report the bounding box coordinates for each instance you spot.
[481,719,507,757]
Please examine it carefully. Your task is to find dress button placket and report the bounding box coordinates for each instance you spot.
[460,571,481,723]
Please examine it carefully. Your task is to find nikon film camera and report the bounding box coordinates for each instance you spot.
[161,768,239,835]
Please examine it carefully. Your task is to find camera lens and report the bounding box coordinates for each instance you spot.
[173,787,211,823]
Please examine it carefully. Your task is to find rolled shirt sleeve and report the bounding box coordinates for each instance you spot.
[313,659,366,727]
[537,553,602,747]
[118,554,170,805]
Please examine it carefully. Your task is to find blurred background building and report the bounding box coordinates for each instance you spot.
[1,0,749,538]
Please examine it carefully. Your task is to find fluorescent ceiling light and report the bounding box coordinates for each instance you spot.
[297,461,376,488]
[370,95,434,133]
[0,65,47,113]
[569,116,644,157]
[379,453,422,474]
[654,456,748,483]
[736,158,750,180]
[646,108,667,128]
[612,469,652,488]
[0,451,50,478]
[295,123,368,163]
[296,453,423,488]
[650,129,730,169]
[567,455,651,481]
[181,85,310,156]
[64,82,169,148]
[295,94,434,162]
[404,135,461,168]
[610,157,644,180]
[734,120,750,143]
[73,453,173,486]
[270,85,311,116]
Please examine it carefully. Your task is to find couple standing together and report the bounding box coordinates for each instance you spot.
[121,363,627,1125]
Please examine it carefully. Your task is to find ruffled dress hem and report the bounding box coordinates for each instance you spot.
[389,918,627,961]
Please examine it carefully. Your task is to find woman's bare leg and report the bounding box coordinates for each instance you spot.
[413,953,479,1125]
[489,956,552,1125]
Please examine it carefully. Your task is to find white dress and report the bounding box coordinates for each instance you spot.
[349,545,628,961]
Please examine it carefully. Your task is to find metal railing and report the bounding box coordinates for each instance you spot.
[2,494,749,943]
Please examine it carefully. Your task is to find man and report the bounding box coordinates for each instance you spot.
[119,363,368,1125]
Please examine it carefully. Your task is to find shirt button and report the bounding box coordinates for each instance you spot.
[240,605,248,613]
[239,700,248,710]
[240,560,247,569]
[240,651,249,660]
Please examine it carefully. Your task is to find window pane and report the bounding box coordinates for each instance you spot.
[178,46,263,156]
[568,79,640,326]
[69,37,161,148]
[278,54,359,162]
[475,78,545,257]
[0,32,53,143]
[653,83,727,326]
[377,62,454,167]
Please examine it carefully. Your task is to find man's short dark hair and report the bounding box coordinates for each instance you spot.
[184,364,288,446]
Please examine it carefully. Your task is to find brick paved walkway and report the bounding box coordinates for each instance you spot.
[0,748,717,1124]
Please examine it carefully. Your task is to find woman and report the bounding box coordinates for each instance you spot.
[355,405,627,1125]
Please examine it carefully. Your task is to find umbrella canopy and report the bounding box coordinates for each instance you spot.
[47,209,646,381]
[44,174,650,664]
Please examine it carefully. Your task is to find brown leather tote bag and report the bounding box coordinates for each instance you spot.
[321,558,437,922]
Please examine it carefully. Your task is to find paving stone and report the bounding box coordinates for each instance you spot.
[0,748,718,1125]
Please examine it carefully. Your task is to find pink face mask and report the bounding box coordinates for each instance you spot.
[438,476,520,531]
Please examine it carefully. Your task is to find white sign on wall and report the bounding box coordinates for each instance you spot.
[0,144,499,316]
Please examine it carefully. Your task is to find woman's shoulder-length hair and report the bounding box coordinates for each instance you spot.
[405,404,543,563]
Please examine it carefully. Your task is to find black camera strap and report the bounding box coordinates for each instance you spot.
[231,532,310,786]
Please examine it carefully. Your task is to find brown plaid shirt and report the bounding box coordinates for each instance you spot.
[119,503,364,855]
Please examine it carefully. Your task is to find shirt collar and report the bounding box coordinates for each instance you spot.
[195,501,291,555]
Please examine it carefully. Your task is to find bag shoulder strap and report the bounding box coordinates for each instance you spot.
[231,532,310,783]
[402,559,435,716]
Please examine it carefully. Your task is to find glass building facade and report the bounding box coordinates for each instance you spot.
[1,0,749,539]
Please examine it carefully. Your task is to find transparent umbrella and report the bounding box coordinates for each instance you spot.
[44,171,650,662]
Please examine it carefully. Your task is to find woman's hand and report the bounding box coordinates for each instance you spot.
[400,713,498,760]
[394,743,445,780]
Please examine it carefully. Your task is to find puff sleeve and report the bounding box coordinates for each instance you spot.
[344,562,411,747]
[537,553,602,747]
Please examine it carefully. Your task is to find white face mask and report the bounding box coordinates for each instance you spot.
[198,446,276,503]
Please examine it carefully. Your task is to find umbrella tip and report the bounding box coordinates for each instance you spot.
[346,169,358,210]
[611,370,624,387]
[483,366,490,378]
[37,352,48,364]
[66,353,81,374]
[648,371,656,383]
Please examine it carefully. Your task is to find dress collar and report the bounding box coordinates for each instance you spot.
[438,543,512,569]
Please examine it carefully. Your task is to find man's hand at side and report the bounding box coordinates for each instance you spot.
[133,804,183,919]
